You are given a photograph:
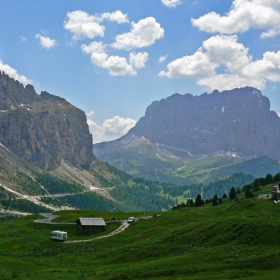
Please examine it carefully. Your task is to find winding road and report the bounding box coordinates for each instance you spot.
[34,213,152,243]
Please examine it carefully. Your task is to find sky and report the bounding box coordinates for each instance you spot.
[1,0,280,143]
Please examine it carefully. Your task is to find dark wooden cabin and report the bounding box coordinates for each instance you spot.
[76,217,106,235]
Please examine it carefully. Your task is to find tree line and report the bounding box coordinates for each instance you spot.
[172,171,280,210]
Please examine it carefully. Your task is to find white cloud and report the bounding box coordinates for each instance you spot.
[0,61,32,85]
[159,49,216,79]
[81,41,136,76]
[64,10,105,40]
[159,34,280,91]
[261,29,280,39]
[278,113,280,117]
[192,0,280,38]
[87,116,136,144]
[161,0,183,8]
[64,10,128,40]
[20,36,27,42]
[86,110,95,116]
[111,17,164,50]
[197,75,266,92]
[101,10,129,24]
[129,52,149,68]
[35,34,57,49]
[158,55,168,63]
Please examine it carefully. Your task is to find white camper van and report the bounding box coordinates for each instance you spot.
[50,230,67,241]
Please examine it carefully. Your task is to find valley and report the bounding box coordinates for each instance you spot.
[94,88,280,185]
[1,185,280,279]
[1,2,280,279]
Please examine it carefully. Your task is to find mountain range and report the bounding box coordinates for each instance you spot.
[0,71,177,212]
[0,71,278,213]
[94,87,280,184]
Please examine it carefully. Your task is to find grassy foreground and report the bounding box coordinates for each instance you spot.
[1,195,280,279]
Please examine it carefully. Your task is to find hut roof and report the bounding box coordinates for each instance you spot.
[76,217,106,226]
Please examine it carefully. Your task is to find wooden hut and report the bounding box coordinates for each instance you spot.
[76,217,106,235]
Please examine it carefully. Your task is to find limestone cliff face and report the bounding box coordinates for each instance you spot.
[0,71,93,170]
[127,87,280,160]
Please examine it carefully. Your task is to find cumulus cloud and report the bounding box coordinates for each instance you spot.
[20,36,27,42]
[159,49,216,79]
[129,52,149,68]
[111,17,164,50]
[64,10,105,40]
[192,0,280,38]
[81,41,136,76]
[0,61,32,85]
[64,10,128,40]
[261,29,280,39]
[87,116,136,143]
[101,10,129,23]
[159,34,280,91]
[86,110,95,116]
[161,0,183,8]
[158,55,168,63]
[35,34,57,49]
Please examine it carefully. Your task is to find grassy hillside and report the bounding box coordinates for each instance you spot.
[0,158,256,213]
[1,189,280,279]
[94,137,280,185]
[0,142,276,214]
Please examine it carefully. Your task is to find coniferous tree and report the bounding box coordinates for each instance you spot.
[229,187,236,200]
[212,194,219,206]
[195,194,202,207]
[273,173,280,183]
[253,179,260,191]
[265,173,273,185]
[245,189,254,198]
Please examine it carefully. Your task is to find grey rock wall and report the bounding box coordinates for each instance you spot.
[0,71,93,170]
[128,87,280,160]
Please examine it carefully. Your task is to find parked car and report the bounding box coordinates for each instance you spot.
[127,217,135,223]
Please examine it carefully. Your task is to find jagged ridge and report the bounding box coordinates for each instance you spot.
[0,71,93,170]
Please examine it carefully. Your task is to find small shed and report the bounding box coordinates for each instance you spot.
[76,217,106,235]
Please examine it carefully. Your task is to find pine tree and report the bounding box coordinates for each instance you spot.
[195,194,202,207]
[229,187,236,200]
[212,194,219,206]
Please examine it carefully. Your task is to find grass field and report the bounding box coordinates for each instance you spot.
[1,191,280,279]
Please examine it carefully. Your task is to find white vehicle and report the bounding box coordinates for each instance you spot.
[127,217,135,223]
[50,230,67,241]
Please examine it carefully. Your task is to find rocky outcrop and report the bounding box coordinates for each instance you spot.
[127,87,280,160]
[0,71,93,170]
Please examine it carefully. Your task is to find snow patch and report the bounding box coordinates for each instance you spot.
[89,185,100,191]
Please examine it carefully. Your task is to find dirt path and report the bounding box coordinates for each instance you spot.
[65,220,132,243]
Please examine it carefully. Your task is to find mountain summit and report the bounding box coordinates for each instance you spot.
[0,71,93,170]
[94,87,280,183]
[128,87,280,159]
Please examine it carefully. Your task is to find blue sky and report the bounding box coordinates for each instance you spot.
[1,0,280,143]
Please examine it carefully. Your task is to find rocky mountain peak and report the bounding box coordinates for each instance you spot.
[128,87,280,161]
[0,71,93,170]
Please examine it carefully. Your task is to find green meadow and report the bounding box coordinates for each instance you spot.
[1,191,280,279]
